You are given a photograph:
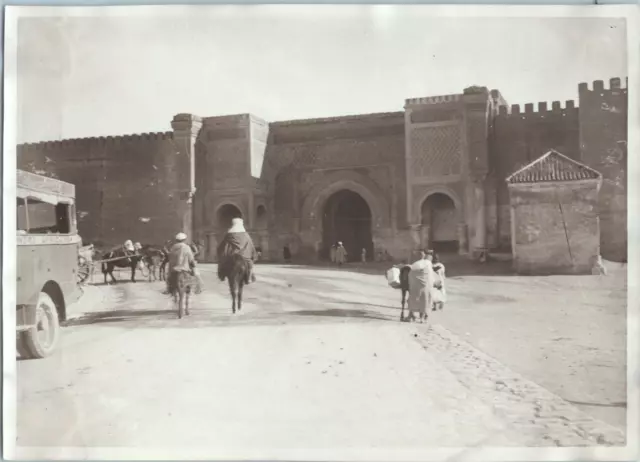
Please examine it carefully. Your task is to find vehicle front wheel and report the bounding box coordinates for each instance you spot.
[18,292,60,359]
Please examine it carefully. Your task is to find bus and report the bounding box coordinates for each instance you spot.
[16,170,81,359]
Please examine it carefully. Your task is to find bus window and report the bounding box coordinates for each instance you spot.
[17,197,28,234]
[25,198,71,234]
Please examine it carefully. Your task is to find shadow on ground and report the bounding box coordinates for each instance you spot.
[63,309,174,326]
[286,308,392,322]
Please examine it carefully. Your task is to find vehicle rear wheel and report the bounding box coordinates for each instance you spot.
[19,292,60,359]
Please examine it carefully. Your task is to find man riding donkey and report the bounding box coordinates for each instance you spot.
[217,218,258,284]
[164,232,203,295]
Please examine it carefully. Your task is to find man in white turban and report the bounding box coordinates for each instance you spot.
[216,218,258,283]
[165,232,197,295]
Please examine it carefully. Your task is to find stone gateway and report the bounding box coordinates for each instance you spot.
[17,78,628,264]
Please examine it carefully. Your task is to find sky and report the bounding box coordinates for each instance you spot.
[14,7,627,143]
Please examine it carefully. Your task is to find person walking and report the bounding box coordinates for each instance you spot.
[406,249,435,322]
[335,242,347,266]
[431,253,447,311]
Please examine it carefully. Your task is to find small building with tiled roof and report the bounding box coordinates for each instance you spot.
[506,150,603,274]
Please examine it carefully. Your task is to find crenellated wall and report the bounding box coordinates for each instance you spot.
[491,99,581,248]
[16,75,628,264]
[17,131,192,248]
[578,78,628,261]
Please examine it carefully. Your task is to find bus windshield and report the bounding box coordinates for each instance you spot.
[16,170,76,237]
[17,197,73,235]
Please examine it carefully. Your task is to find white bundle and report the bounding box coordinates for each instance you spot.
[386,267,401,288]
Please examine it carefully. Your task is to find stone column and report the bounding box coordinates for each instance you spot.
[472,181,487,257]
[409,224,421,248]
[457,223,468,255]
[171,113,203,243]
[420,225,430,249]
[462,87,490,260]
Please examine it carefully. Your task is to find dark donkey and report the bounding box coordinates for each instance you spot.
[398,266,412,322]
[140,245,167,282]
[219,254,251,314]
[170,271,199,319]
[101,247,144,284]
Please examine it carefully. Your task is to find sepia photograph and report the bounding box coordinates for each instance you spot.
[2,5,638,461]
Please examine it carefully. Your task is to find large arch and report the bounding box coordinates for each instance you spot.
[321,189,373,261]
[419,190,460,253]
[301,171,390,232]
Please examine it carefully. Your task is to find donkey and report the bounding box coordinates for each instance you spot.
[398,266,412,322]
[168,271,199,319]
[101,247,144,284]
[140,245,167,282]
[219,254,251,315]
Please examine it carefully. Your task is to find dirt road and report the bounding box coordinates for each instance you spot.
[14,262,626,458]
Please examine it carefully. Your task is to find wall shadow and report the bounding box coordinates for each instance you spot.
[258,256,516,278]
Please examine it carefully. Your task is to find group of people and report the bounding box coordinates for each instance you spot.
[403,249,447,318]
[115,220,258,297]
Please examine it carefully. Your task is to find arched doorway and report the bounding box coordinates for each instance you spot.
[322,190,373,261]
[421,193,458,253]
[216,204,242,231]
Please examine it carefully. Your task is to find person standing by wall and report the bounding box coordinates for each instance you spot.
[330,243,337,264]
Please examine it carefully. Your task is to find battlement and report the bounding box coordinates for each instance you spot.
[19,131,174,151]
[405,94,462,107]
[578,77,628,94]
[497,100,579,118]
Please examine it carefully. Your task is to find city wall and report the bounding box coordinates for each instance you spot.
[17,132,190,248]
[16,76,628,263]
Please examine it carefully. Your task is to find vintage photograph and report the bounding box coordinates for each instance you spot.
[3,5,636,460]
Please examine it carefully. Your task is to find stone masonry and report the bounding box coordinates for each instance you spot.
[506,151,603,274]
[17,77,628,266]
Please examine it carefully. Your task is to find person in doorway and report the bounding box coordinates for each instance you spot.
[406,249,435,322]
[335,242,347,266]
[361,248,367,263]
[217,218,258,283]
[431,253,447,311]
[330,243,337,264]
[283,244,292,263]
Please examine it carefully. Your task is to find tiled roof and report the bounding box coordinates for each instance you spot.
[506,150,601,184]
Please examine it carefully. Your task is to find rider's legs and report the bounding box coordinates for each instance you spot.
[248,259,256,283]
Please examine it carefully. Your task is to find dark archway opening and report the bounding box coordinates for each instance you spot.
[421,193,458,253]
[216,204,242,231]
[322,190,373,262]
